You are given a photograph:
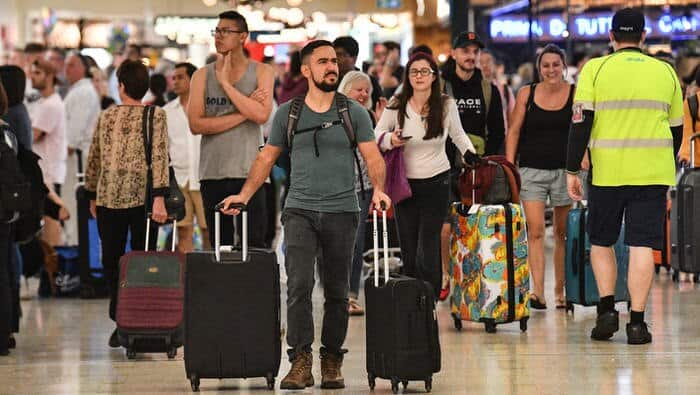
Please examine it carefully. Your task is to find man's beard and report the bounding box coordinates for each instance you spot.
[456,60,475,74]
[312,71,339,92]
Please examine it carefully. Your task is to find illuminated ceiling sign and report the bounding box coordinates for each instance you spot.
[490,11,700,42]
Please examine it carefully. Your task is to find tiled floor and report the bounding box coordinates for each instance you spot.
[2,236,699,394]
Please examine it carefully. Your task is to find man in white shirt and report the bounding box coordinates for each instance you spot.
[28,59,68,246]
[62,53,101,245]
[165,62,209,252]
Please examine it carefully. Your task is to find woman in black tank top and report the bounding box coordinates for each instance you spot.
[505,44,582,310]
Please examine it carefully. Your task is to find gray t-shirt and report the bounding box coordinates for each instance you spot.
[268,95,374,213]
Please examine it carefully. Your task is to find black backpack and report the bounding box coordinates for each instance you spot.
[14,143,49,242]
[0,124,31,224]
[277,93,366,195]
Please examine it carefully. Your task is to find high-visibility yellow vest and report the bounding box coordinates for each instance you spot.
[574,47,684,186]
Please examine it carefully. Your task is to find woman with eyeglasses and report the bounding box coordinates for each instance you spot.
[375,52,476,297]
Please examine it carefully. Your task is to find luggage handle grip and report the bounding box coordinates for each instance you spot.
[372,206,390,287]
[214,203,248,263]
[145,217,177,252]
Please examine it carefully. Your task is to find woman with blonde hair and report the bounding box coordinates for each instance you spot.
[337,70,375,315]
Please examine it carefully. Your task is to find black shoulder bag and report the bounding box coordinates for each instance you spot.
[142,106,186,221]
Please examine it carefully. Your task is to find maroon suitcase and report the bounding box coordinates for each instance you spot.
[117,219,185,360]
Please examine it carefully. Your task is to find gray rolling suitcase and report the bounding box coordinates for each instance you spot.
[671,133,700,277]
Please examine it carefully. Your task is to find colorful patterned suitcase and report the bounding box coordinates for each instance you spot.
[448,203,530,333]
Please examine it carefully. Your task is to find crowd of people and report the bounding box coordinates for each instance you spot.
[1,6,699,391]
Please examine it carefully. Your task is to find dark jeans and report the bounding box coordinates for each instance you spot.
[200,178,267,248]
[282,208,359,359]
[0,224,11,351]
[350,189,373,298]
[394,171,450,297]
[96,206,158,321]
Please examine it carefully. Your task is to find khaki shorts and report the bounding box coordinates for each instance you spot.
[179,182,208,229]
[520,167,572,207]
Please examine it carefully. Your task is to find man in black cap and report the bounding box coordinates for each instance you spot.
[438,32,505,298]
[566,8,684,345]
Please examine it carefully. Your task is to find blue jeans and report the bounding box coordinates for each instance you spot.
[349,189,372,299]
[282,208,359,359]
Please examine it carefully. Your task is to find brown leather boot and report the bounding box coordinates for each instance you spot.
[320,351,345,389]
[280,351,314,390]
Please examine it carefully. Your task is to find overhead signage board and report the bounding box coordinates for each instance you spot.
[490,11,700,42]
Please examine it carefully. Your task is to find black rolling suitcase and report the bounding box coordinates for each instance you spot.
[75,152,108,298]
[671,133,700,278]
[184,203,280,392]
[365,208,441,394]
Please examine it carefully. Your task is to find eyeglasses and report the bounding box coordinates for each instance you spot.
[409,68,435,77]
[211,28,245,37]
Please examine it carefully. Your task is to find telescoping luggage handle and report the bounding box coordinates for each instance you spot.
[213,202,248,263]
[372,202,390,287]
[145,217,177,252]
[690,133,700,169]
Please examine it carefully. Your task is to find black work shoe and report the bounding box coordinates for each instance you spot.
[626,322,653,345]
[590,310,619,341]
[109,328,120,348]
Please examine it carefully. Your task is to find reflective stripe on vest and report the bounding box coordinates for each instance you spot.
[595,99,670,112]
[669,116,683,127]
[589,138,672,149]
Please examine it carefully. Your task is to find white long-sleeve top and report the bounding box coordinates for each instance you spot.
[65,78,100,153]
[375,98,475,179]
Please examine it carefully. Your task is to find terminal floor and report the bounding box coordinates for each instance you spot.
[2,235,699,394]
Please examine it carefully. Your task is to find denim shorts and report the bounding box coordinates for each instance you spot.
[519,167,572,207]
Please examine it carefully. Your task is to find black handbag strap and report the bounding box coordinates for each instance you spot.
[142,105,155,171]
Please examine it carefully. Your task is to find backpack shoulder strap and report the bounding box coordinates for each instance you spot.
[689,94,699,132]
[481,78,492,117]
[286,95,305,148]
[335,93,356,148]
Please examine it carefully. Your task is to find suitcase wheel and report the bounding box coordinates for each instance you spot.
[391,378,399,394]
[452,314,462,331]
[425,377,433,392]
[126,349,136,360]
[167,348,177,360]
[484,320,497,334]
[566,301,574,314]
[520,317,528,332]
[368,373,376,390]
[190,375,200,392]
[266,373,275,390]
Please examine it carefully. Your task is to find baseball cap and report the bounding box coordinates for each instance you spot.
[611,8,645,33]
[453,32,484,49]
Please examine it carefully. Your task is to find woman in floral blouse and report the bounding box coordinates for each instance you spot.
[85,60,169,348]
